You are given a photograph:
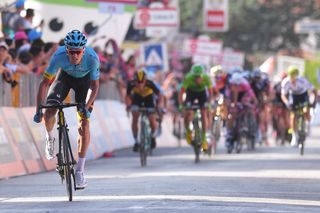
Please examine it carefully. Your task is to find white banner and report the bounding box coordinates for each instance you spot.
[203,0,229,32]
[277,55,305,75]
[184,39,223,56]
[134,8,178,29]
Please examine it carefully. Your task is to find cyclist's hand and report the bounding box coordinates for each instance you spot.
[33,110,43,123]
[159,107,166,114]
[79,107,91,119]
[310,102,316,108]
[178,104,184,112]
[286,103,292,111]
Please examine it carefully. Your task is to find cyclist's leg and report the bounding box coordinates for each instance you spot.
[73,73,91,159]
[130,95,142,151]
[198,90,209,150]
[143,95,158,139]
[44,71,71,159]
[184,90,198,144]
[69,73,90,188]
[45,71,71,136]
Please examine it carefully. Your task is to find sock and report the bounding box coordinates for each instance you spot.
[46,130,53,140]
[76,157,86,172]
[134,137,139,144]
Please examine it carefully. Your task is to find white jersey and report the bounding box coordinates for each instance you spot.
[281,76,313,95]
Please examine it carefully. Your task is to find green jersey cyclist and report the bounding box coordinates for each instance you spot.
[178,63,213,151]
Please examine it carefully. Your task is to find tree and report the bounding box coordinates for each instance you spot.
[179,0,317,53]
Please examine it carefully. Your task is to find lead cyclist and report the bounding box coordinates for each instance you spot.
[33,30,100,190]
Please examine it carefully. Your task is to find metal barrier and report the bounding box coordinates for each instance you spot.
[0,73,124,107]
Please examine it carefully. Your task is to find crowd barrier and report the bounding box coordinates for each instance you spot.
[0,100,182,179]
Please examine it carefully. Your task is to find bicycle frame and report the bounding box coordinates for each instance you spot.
[132,107,154,167]
[293,104,307,155]
[40,103,82,201]
[185,105,203,163]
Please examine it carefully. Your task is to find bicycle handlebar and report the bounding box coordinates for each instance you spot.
[39,103,84,110]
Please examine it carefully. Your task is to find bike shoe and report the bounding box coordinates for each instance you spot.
[186,130,192,145]
[75,171,87,190]
[133,143,140,152]
[151,137,157,149]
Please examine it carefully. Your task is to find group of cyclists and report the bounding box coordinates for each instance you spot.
[168,63,317,154]
[32,28,317,190]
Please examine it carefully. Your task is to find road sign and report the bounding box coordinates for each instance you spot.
[295,20,320,33]
[203,0,229,32]
[184,39,223,56]
[134,8,178,29]
[140,43,169,73]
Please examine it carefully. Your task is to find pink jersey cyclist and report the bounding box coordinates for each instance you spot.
[228,72,257,104]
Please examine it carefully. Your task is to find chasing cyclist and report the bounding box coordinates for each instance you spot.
[33,30,100,189]
[126,68,164,152]
[281,66,317,146]
[178,63,213,151]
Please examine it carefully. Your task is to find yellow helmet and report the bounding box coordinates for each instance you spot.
[287,66,299,78]
[134,68,147,83]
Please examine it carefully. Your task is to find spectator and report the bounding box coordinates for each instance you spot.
[0,41,17,87]
[14,31,30,54]
[1,0,26,38]
[125,54,136,81]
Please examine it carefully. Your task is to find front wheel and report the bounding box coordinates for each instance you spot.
[62,128,73,201]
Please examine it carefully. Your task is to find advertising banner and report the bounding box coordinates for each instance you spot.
[203,0,229,32]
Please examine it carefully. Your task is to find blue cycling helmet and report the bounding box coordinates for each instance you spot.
[64,30,87,49]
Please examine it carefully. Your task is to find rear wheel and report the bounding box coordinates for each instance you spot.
[236,134,245,154]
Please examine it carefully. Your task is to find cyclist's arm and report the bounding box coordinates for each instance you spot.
[35,53,60,111]
[281,79,290,106]
[178,86,186,106]
[125,81,134,107]
[36,77,51,112]
[86,79,99,110]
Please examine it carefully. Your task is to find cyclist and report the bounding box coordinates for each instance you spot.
[281,66,317,146]
[226,72,258,152]
[126,68,164,152]
[271,72,291,144]
[33,30,100,189]
[250,69,271,145]
[209,65,230,122]
[178,63,213,151]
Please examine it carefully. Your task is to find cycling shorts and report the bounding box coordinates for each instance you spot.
[132,94,156,108]
[46,70,90,111]
[184,89,208,108]
[292,92,309,110]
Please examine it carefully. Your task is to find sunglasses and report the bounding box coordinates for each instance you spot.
[68,50,83,55]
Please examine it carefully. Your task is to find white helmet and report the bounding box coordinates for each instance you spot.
[210,65,224,77]
[230,72,246,85]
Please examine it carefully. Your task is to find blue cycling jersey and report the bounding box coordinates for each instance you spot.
[44,46,100,80]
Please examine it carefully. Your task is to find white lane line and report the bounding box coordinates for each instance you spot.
[86,170,320,180]
[1,195,320,206]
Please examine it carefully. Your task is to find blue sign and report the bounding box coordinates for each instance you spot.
[141,43,168,75]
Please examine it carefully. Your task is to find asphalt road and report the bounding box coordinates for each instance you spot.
[1,127,320,212]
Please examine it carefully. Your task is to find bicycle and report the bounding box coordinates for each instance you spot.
[209,95,225,155]
[131,106,155,167]
[185,104,205,163]
[293,103,308,156]
[39,102,83,202]
[233,102,256,154]
[173,111,185,147]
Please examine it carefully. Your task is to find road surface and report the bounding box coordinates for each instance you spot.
[1,127,320,212]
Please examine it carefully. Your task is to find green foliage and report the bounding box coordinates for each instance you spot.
[179,0,317,53]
